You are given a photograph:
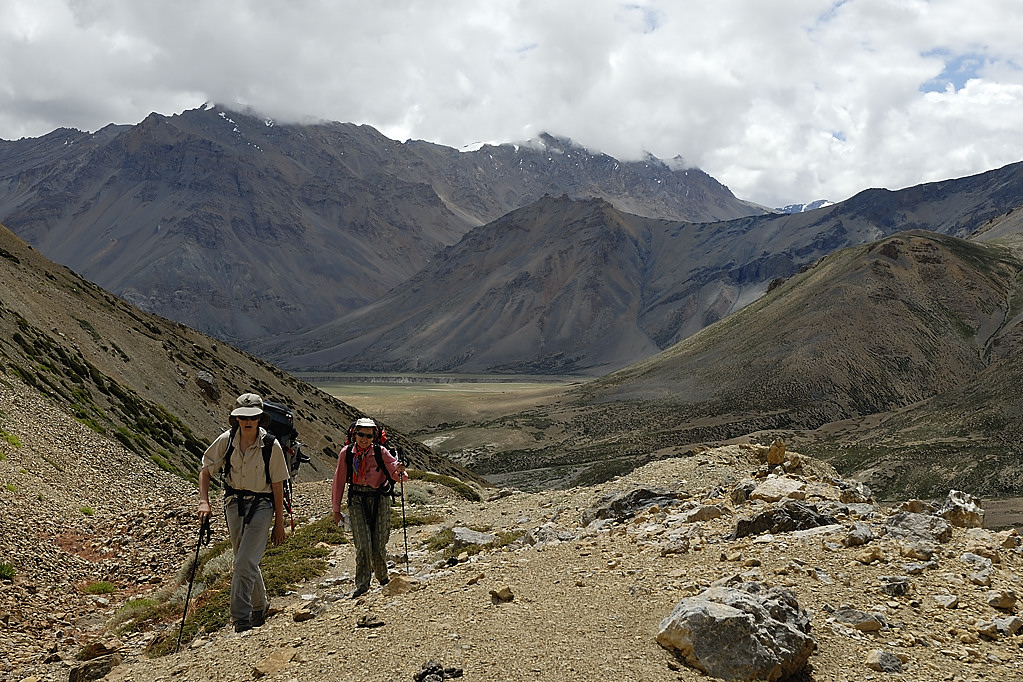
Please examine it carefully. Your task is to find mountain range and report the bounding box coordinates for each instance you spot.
[7,106,1023,375]
[259,160,1023,375]
[0,104,760,356]
[5,107,1023,499]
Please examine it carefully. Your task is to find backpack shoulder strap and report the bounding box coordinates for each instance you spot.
[261,433,277,486]
[222,426,239,482]
[344,443,355,484]
[373,443,395,486]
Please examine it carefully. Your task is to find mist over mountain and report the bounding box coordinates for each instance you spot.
[0,105,760,349]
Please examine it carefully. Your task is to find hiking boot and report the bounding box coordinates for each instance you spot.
[251,603,271,627]
[234,620,252,633]
[350,586,369,599]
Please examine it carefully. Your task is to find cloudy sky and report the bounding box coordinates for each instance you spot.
[2,0,1023,208]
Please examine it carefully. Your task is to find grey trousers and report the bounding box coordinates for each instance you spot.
[348,485,392,590]
[224,495,273,625]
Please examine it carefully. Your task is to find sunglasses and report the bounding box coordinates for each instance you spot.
[354,431,375,439]
[237,415,260,421]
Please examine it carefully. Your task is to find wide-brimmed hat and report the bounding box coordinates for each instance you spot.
[231,393,264,417]
[354,417,376,428]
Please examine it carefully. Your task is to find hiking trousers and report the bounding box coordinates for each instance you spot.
[348,485,392,590]
[224,494,273,626]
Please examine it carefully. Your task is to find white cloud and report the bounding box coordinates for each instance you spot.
[2,0,1023,208]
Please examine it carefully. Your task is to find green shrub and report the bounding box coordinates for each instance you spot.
[404,483,431,506]
[80,506,95,516]
[0,563,15,580]
[408,470,482,502]
[0,429,19,447]
[83,581,116,594]
[4,483,15,493]
[390,507,443,527]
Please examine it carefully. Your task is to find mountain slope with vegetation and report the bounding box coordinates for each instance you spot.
[0,221,481,485]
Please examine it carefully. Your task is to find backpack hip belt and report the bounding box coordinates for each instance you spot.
[224,484,274,527]
[348,484,386,497]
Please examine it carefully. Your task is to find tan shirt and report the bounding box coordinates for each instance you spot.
[202,427,290,494]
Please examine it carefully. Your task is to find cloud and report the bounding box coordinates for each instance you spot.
[2,0,1023,208]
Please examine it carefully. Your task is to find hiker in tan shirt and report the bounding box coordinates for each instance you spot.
[198,393,289,632]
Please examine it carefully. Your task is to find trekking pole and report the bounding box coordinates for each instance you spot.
[397,447,410,575]
[176,515,212,653]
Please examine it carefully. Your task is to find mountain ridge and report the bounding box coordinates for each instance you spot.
[0,105,761,350]
[255,161,1023,375]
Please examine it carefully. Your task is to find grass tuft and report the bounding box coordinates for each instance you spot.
[83,580,117,594]
[408,470,482,502]
[0,429,21,447]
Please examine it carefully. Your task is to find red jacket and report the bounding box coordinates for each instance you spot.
[331,443,407,514]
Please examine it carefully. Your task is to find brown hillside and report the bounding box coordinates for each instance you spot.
[0,221,483,486]
[450,232,1023,498]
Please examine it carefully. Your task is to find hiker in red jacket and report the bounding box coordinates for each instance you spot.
[332,417,407,598]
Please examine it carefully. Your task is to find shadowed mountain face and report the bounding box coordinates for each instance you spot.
[256,162,1023,375]
[0,105,759,348]
[458,230,1023,499]
[0,221,484,486]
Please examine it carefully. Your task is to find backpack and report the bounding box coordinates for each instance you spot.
[342,418,398,496]
[262,400,310,475]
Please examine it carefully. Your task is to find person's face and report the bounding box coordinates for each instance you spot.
[237,414,260,433]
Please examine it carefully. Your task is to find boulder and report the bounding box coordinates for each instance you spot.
[252,647,298,678]
[751,477,806,503]
[194,370,220,401]
[842,522,873,547]
[68,654,123,682]
[865,649,903,673]
[885,512,953,543]
[731,501,838,539]
[657,582,814,681]
[451,527,497,546]
[581,485,690,524]
[834,608,884,632]
[986,589,1017,610]
[938,490,984,528]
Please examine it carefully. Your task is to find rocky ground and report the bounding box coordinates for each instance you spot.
[3,376,1023,682]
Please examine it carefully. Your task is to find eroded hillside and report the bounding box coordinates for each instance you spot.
[433,232,1023,500]
[0,221,482,485]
